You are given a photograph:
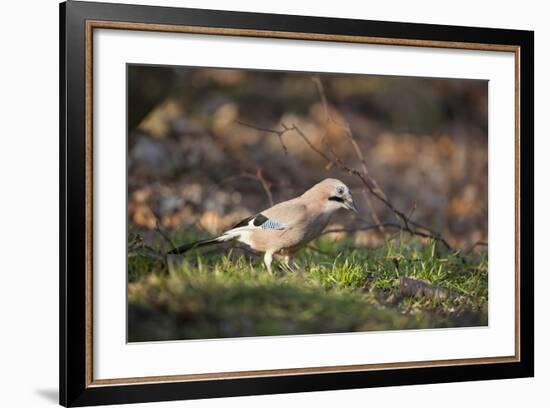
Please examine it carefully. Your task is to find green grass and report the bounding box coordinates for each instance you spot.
[127,228,488,342]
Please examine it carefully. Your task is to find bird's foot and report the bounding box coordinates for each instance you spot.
[279,257,301,274]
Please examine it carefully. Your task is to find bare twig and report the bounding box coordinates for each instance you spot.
[128,231,165,261]
[312,76,387,200]
[312,76,387,230]
[322,222,409,236]
[363,191,385,233]
[214,171,275,208]
[399,276,452,301]
[151,210,177,252]
[462,240,489,254]
[255,168,274,207]
[236,119,288,154]
[407,201,417,220]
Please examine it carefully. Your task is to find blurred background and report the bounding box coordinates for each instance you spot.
[127,64,488,249]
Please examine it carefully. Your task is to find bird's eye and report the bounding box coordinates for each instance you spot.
[336,186,345,195]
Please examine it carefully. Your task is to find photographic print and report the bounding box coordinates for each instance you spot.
[127,65,489,342]
[60,4,533,404]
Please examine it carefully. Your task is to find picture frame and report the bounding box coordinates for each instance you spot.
[60,1,534,406]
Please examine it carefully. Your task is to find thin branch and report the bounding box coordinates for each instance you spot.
[312,76,388,224]
[462,240,489,254]
[321,222,402,236]
[214,171,275,208]
[363,191,385,233]
[312,76,387,200]
[290,123,334,162]
[399,276,452,301]
[151,210,177,252]
[407,201,417,220]
[255,168,274,207]
[236,119,288,154]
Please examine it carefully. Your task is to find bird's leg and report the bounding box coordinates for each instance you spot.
[282,255,296,272]
[264,251,274,275]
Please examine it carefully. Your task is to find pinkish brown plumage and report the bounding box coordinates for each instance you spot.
[168,178,358,273]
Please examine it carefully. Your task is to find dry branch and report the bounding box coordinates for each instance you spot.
[321,222,412,236]
[463,240,489,254]
[399,276,452,301]
[312,76,388,200]
[151,210,177,252]
[236,120,288,154]
[214,171,275,208]
[255,168,274,207]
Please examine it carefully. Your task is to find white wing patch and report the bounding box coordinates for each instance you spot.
[227,214,288,235]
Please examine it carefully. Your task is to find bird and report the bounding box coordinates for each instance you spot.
[167,178,358,274]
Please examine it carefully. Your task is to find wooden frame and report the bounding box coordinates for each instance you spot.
[60,1,534,406]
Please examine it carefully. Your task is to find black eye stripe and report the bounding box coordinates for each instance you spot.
[329,196,345,203]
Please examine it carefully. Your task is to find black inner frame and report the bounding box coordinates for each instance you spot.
[60,1,534,406]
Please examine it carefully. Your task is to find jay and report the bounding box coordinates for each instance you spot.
[168,178,358,273]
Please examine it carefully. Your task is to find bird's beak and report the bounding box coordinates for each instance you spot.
[345,197,359,213]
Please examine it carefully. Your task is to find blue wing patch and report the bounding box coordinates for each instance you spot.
[260,219,287,230]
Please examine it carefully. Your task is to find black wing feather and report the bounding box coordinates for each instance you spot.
[231,214,255,229]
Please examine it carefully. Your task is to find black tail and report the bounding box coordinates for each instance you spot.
[166,237,221,255]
